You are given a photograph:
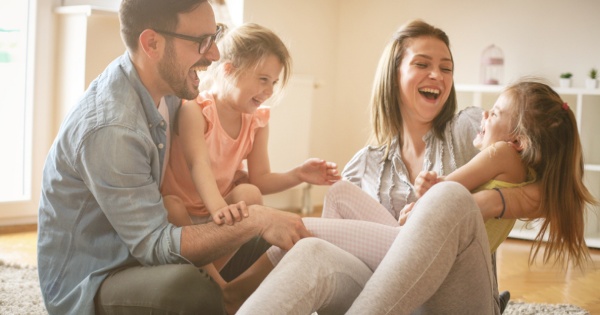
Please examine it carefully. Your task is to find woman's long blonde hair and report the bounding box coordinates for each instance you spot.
[505,79,597,268]
[370,19,457,150]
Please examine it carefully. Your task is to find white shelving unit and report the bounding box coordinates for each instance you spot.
[456,84,600,249]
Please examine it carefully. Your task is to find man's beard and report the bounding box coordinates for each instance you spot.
[158,43,198,100]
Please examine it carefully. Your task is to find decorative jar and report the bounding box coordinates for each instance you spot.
[480,45,504,85]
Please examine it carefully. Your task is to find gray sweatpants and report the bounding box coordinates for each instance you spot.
[239,182,500,315]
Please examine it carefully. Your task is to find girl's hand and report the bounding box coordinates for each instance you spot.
[414,171,440,198]
[398,202,415,226]
[298,158,341,185]
[212,201,250,225]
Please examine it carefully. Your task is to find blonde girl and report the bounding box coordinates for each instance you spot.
[414,79,596,267]
[160,23,340,287]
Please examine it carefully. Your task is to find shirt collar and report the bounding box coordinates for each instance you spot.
[119,52,164,128]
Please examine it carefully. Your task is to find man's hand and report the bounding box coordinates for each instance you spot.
[255,206,312,250]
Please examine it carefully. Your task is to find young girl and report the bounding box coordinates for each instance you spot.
[160,23,340,287]
[411,79,596,265]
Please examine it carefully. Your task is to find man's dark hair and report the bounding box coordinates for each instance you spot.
[119,0,208,51]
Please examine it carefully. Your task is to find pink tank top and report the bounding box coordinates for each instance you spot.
[161,91,269,216]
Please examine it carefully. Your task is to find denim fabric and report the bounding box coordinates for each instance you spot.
[38,53,187,314]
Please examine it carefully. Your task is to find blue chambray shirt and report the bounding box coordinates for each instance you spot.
[37,53,189,314]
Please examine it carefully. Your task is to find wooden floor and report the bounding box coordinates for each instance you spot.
[1,224,599,314]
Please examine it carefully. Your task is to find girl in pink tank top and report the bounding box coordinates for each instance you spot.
[160,23,341,288]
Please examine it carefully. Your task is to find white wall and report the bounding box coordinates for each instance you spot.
[334,0,600,168]
[243,0,600,207]
[243,0,341,206]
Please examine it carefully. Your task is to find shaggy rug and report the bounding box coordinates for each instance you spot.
[0,260,591,315]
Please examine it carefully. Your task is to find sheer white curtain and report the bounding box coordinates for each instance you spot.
[0,0,55,225]
[0,1,31,203]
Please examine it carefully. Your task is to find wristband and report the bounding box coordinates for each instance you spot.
[493,188,506,219]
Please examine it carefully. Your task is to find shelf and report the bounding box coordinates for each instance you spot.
[456,83,600,96]
[586,164,600,172]
[455,84,504,93]
[54,5,118,16]
[553,87,600,96]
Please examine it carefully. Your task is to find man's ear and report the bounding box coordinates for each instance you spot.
[139,29,162,59]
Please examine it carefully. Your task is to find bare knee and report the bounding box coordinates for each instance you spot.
[227,184,263,206]
[163,195,192,226]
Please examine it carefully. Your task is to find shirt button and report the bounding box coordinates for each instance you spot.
[158,143,164,150]
[148,123,153,128]
[160,121,165,126]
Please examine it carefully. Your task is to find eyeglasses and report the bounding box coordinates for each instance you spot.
[154,24,224,54]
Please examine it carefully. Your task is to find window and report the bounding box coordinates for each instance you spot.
[0,0,32,202]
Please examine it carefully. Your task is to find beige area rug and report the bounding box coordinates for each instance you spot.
[0,260,590,315]
[0,261,46,315]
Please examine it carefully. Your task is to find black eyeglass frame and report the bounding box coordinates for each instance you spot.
[154,24,224,54]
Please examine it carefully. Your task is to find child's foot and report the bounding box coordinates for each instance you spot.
[223,284,245,315]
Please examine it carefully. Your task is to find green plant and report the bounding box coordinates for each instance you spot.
[589,68,597,80]
[560,72,573,79]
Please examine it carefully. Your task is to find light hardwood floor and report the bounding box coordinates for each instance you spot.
[1,224,599,314]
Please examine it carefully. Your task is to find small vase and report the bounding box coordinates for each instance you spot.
[585,79,598,89]
[559,78,572,88]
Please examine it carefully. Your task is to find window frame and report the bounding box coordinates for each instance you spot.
[0,0,56,226]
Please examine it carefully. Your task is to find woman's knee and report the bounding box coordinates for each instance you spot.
[417,181,479,218]
[324,180,356,205]
[428,181,471,199]
[326,180,355,197]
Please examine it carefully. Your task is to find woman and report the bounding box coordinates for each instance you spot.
[237,20,552,314]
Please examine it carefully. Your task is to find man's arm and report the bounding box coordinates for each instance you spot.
[180,205,311,266]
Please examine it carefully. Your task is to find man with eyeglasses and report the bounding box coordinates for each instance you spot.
[37,1,310,314]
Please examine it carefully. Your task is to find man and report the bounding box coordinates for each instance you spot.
[37,1,310,313]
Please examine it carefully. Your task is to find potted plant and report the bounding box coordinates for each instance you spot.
[559,72,573,88]
[585,68,598,89]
